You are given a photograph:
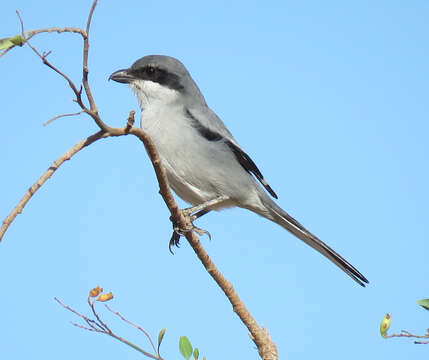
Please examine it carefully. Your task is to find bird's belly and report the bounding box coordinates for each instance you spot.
[141,109,261,209]
[160,141,225,205]
[141,111,219,204]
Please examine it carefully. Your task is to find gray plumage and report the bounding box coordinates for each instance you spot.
[110,55,368,287]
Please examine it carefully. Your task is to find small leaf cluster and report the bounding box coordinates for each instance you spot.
[179,336,206,360]
[380,298,429,343]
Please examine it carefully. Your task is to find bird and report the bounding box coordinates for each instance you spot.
[109,55,368,287]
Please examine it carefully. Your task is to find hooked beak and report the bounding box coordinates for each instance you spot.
[109,68,135,84]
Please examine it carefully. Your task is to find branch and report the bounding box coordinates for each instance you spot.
[55,293,161,359]
[26,27,86,40]
[17,7,111,133]
[385,329,429,344]
[0,130,108,242]
[82,0,97,111]
[0,27,86,58]
[105,304,158,355]
[16,11,87,112]
[44,111,84,126]
[182,226,278,359]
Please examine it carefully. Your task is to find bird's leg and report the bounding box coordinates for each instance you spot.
[191,208,211,221]
[181,195,228,218]
[169,195,228,253]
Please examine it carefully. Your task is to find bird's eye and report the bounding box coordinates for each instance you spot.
[146,66,155,75]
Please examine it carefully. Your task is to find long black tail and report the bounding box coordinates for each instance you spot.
[261,198,368,286]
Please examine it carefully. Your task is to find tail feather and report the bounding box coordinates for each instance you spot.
[263,200,368,286]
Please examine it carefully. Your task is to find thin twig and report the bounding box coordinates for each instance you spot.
[71,322,98,332]
[44,111,84,126]
[82,0,97,112]
[76,0,113,134]
[105,304,158,355]
[56,296,160,359]
[0,45,14,58]
[22,30,86,111]
[16,11,106,131]
[16,10,25,37]
[0,27,86,58]
[55,297,100,332]
[108,332,160,359]
[16,8,121,135]
[0,130,108,242]
[386,330,429,340]
[26,27,86,40]
[88,297,112,334]
[125,110,136,132]
[16,12,86,43]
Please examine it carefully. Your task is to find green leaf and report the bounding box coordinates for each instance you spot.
[157,327,167,353]
[0,38,14,50]
[417,299,429,311]
[193,347,199,360]
[179,336,193,360]
[0,35,24,50]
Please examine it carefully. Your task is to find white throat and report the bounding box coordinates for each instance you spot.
[130,79,181,110]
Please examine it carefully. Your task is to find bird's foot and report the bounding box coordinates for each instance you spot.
[169,210,211,253]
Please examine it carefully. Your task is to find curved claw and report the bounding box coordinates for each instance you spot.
[192,226,212,241]
[168,213,212,254]
[169,231,181,254]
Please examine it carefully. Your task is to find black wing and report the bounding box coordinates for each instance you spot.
[226,141,278,199]
[186,107,278,199]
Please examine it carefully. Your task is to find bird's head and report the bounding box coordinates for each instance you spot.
[109,55,205,107]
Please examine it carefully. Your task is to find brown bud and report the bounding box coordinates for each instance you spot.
[97,292,114,302]
[380,313,391,338]
[89,286,103,298]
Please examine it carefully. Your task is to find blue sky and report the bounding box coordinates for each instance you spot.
[1,1,429,359]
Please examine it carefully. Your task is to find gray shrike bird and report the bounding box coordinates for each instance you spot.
[110,55,368,287]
